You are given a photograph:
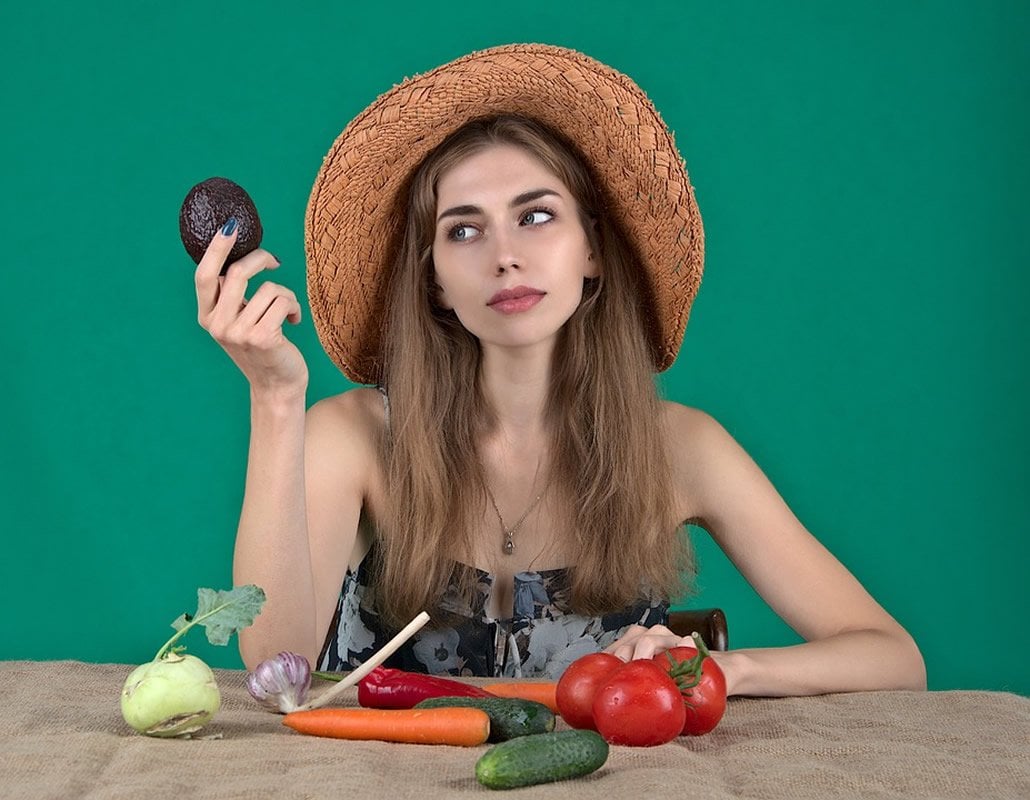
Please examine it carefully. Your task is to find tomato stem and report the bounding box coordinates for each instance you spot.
[664,632,713,693]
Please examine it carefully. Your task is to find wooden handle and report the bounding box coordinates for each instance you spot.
[301,611,431,711]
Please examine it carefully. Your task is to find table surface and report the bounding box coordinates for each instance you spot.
[3,660,1028,799]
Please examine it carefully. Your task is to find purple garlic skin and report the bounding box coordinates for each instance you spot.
[246,651,312,713]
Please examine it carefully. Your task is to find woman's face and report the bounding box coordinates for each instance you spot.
[431,143,598,355]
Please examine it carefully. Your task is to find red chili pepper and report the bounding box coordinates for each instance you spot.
[356,666,493,709]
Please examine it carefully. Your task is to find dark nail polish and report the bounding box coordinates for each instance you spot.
[221,217,238,236]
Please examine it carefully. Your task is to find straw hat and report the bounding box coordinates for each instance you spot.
[305,43,704,385]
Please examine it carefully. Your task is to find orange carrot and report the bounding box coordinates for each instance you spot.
[282,707,490,746]
[483,682,560,714]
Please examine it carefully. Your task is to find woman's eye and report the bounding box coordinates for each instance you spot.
[448,224,478,241]
[521,209,554,226]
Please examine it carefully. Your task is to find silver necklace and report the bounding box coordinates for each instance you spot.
[484,459,547,555]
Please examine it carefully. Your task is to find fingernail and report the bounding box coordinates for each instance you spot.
[270,252,280,264]
[221,217,238,236]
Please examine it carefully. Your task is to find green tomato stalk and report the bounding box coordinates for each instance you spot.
[663,632,713,692]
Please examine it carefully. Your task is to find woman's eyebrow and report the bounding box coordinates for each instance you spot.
[436,203,479,223]
[510,188,561,207]
[436,188,562,224]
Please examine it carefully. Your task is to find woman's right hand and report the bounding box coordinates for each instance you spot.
[194,219,308,396]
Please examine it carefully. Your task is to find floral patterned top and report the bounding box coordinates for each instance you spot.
[316,541,669,679]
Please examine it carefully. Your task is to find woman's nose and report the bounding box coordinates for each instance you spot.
[490,226,520,274]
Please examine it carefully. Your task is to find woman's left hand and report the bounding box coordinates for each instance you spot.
[605,624,685,661]
[605,624,737,695]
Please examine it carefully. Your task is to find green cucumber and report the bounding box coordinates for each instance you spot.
[414,696,554,742]
[475,729,609,790]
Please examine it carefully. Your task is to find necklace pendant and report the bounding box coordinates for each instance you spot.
[503,533,515,555]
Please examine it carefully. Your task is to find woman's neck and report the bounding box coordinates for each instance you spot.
[478,345,552,442]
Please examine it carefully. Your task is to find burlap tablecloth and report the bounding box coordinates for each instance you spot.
[2,660,1027,799]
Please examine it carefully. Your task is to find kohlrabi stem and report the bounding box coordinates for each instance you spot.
[153,599,235,661]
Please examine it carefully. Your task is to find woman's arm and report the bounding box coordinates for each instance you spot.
[194,224,372,671]
[233,390,373,672]
[610,404,926,696]
[231,388,313,668]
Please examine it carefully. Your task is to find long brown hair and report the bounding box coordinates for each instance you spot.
[376,115,693,628]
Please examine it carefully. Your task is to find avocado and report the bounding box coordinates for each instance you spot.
[179,177,263,273]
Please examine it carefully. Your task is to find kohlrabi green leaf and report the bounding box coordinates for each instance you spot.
[156,585,266,660]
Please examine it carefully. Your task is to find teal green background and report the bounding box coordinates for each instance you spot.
[2,2,1026,694]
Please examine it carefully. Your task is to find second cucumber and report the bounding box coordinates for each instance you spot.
[414,696,555,741]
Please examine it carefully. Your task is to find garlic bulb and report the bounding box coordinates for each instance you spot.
[246,651,312,713]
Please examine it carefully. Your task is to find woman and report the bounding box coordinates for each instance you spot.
[194,45,925,695]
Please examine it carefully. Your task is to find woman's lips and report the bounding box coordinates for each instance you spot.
[487,286,546,314]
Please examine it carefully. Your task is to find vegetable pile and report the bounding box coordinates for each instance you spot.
[116,589,728,789]
[120,585,265,738]
[124,597,731,785]
[249,633,726,788]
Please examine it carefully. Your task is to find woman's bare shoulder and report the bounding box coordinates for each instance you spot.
[660,400,725,447]
[307,387,387,438]
[304,387,388,521]
[660,400,758,525]
[304,388,388,486]
[660,401,724,523]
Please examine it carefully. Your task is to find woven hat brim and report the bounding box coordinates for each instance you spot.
[305,43,704,385]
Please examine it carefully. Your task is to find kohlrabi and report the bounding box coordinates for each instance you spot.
[121,585,265,738]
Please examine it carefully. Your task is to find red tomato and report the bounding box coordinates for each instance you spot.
[653,645,727,736]
[555,652,624,730]
[592,660,687,746]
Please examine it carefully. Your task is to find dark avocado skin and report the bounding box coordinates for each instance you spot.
[179,177,263,273]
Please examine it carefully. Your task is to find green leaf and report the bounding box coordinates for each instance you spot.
[189,585,266,646]
[155,584,266,660]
